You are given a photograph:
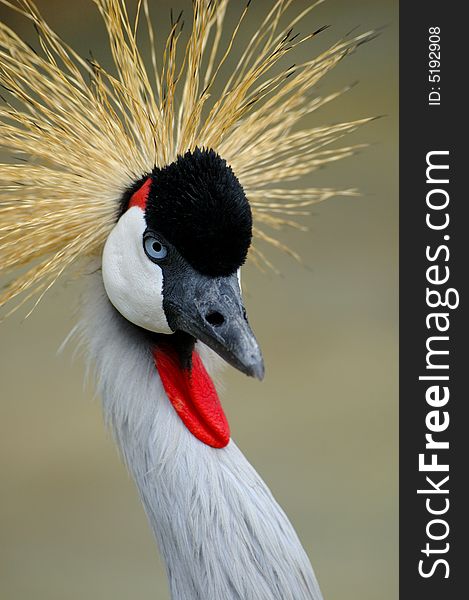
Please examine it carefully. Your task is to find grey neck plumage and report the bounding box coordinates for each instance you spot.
[80,274,322,600]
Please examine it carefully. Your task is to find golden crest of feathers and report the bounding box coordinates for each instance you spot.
[0,0,374,316]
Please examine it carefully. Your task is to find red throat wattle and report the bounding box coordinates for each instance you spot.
[152,346,230,448]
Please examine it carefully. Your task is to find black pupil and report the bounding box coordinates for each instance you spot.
[152,241,162,253]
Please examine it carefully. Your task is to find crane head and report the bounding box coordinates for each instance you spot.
[101,148,264,382]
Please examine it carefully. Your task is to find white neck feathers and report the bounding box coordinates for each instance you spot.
[79,274,322,600]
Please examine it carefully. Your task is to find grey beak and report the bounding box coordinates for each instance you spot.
[163,269,264,380]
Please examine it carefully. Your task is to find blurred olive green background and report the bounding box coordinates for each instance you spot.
[0,1,397,598]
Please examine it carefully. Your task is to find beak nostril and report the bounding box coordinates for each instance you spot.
[205,311,225,327]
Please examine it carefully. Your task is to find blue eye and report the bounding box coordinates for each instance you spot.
[144,234,168,261]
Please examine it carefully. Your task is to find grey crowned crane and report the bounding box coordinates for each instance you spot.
[0,1,373,598]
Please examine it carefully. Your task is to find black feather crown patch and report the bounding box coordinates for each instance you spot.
[144,148,252,277]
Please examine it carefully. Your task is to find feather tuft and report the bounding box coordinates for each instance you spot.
[0,0,374,313]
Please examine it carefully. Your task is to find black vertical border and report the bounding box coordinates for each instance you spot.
[400,2,467,598]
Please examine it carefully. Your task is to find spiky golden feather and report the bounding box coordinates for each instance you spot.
[0,0,374,316]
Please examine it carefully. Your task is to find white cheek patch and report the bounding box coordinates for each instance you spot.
[237,268,242,293]
[102,207,172,334]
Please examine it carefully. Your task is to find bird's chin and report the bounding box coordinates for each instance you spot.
[145,328,259,379]
[147,329,196,367]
